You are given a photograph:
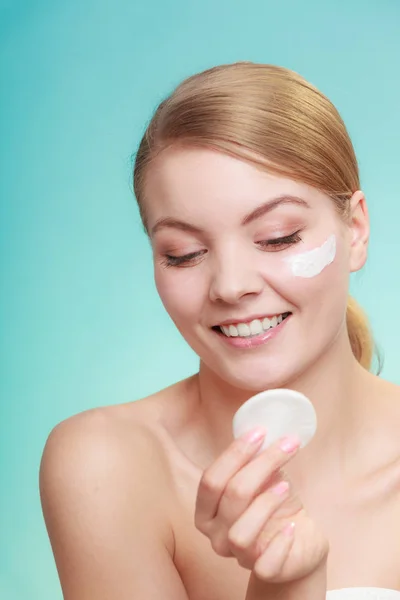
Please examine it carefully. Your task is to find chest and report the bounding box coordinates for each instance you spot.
[170,475,400,600]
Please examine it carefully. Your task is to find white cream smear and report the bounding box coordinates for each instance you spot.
[284,234,336,278]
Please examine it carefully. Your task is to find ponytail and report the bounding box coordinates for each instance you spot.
[346,296,375,370]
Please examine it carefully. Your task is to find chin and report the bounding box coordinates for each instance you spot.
[209,356,309,394]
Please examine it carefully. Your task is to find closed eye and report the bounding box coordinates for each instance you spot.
[161,230,303,267]
[257,230,303,251]
[162,250,207,268]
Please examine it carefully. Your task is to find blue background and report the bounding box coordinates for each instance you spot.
[1,0,399,597]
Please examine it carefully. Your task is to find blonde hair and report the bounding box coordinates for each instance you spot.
[133,62,376,370]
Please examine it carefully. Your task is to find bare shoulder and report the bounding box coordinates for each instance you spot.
[40,374,197,497]
[39,401,171,544]
[40,385,182,505]
[39,382,192,599]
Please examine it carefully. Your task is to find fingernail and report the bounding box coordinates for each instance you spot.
[279,436,300,453]
[243,427,266,445]
[272,481,289,495]
[282,521,295,536]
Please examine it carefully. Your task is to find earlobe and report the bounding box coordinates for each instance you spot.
[349,190,369,273]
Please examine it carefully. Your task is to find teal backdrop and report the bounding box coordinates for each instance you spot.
[1,0,399,597]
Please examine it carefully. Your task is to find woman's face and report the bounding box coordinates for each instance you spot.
[144,146,368,391]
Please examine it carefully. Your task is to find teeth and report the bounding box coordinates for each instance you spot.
[222,324,240,337]
[219,314,288,338]
[229,325,238,337]
[250,320,263,335]
[263,317,271,329]
[237,323,251,337]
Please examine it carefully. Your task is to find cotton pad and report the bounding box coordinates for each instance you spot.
[232,388,317,453]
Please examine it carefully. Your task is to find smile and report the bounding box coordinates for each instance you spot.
[214,312,291,338]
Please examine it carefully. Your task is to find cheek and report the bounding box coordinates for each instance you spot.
[154,267,203,324]
[267,242,349,312]
[293,262,349,309]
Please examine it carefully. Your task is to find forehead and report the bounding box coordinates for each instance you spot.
[143,146,333,227]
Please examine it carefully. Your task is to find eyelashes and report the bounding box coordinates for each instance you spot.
[162,250,207,268]
[161,230,303,268]
[257,230,303,251]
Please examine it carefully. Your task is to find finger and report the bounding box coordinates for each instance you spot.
[253,521,295,582]
[219,435,300,522]
[195,428,266,525]
[227,480,290,564]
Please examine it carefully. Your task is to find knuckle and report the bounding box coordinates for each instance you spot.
[236,554,254,570]
[200,472,222,495]
[227,527,248,551]
[253,562,269,581]
[211,536,232,558]
[225,479,250,502]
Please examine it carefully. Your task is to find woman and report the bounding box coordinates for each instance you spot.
[40,62,400,599]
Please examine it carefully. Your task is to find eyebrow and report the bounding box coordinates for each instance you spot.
[150,195,310,236]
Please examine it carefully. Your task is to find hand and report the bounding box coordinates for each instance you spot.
[194,427,329,584]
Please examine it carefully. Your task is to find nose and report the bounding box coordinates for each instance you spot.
[209,251,264,304]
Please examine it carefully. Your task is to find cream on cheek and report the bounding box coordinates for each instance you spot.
[283,234,336,278]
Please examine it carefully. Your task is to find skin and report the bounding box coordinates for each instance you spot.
[40,147,400,599]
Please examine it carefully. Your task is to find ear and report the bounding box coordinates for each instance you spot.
[348,190,369,273]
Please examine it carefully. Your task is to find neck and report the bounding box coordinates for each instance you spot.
[195,330,373,485]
